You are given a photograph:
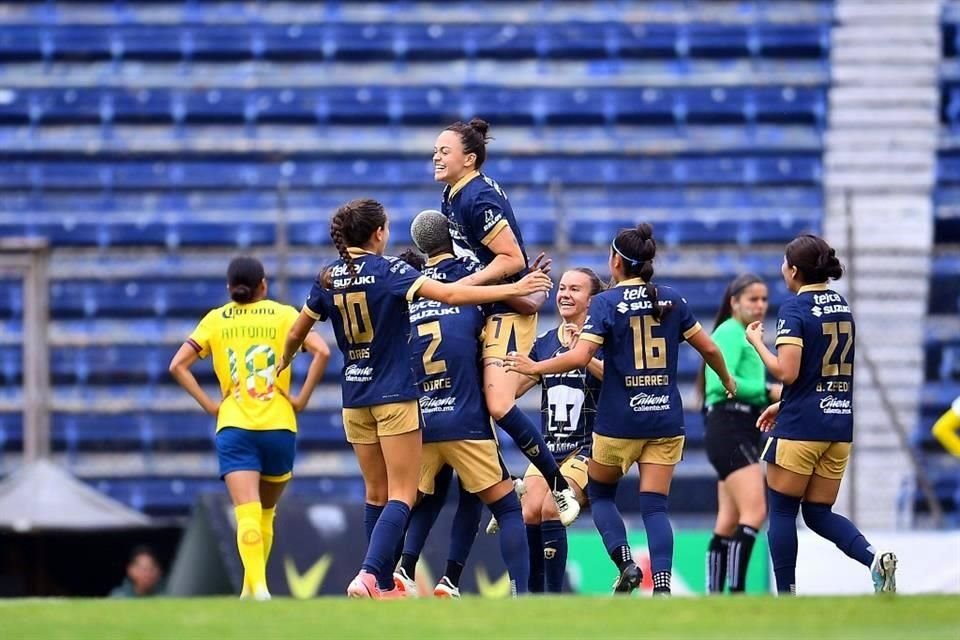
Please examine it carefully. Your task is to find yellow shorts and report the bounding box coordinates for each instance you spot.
[762,437,851,480]
[591,434,685,475]
[524,450,589,491]
[419,439,509,495]
[483,313,538,360]
[342,401,421,445]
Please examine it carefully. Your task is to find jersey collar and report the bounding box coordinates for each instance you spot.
[448,171,481,200]
[346,247,376,259]
[797,283,829,295]
[426,253,456,267]
[616,277,646,287]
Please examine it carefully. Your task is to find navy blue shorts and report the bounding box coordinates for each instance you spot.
[215,427,296,482]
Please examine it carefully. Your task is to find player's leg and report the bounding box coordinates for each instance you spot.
[539,456,588,593]
[587,435,638,592]
[723,462,766,593]
[397,465,453,592]
[254,429,296,591]
[257,477,289,591]
[708,481,737,594]
[353,442,389,541]
[435,483,484,597]
[801,443,897,593]
[521,467,548,593]
[637,436,684,596]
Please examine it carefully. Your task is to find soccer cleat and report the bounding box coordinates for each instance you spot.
[433,576,461,599]
[393,567,419,597]
[612,562,643,595]
[871,551,898,593]
[252,586,272,601]
[487,478,527,534]
[553,487,581,526]
[347,570,379,599]
[378,586,408,600]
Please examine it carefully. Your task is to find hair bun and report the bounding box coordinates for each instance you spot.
[468,118,491,140]
[635,222,654,241]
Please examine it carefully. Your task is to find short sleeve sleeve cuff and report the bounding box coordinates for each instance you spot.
[682,322,703,341]
[580,332,604,345]
[775,336,803,347]
[406,275,428,302]
[480,219,509,246]
[302,304,322,320]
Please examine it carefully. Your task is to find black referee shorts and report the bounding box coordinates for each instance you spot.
[704,404,763,481]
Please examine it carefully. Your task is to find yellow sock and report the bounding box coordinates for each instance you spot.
[235,502,267,593]
[261,507,276,567]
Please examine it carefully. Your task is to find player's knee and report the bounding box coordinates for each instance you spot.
[800,501,830,528]
[365,486,388,505]
[741,503,767,528]
[522,499,541,525]
[485,395,513,422]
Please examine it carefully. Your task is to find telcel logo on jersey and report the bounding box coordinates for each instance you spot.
[819,395,852,415]
[629,392,671,412]
[343,364,374,383]
[331,262,375,288]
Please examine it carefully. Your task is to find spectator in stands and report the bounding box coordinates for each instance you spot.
[700,274,780,594]
[109,546,165,598]
[932,397,960,456]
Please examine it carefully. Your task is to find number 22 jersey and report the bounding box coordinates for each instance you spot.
[188,299,301,432]
[303,249,427,408]
[773,283,855,442]
[579,279,702,439]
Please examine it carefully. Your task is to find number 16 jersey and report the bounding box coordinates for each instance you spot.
[579,278,702,440]
[188,298,301,432]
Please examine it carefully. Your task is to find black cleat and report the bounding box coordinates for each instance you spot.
[612,562,642,594]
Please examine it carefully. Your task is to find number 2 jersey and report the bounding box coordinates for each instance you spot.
[774,283,855,442]
[579,278,702,439]
[409,254,491,443]
[441,171,530,316]
[303,249,427,408]
[529,328,601,460]
[188,299,301,432]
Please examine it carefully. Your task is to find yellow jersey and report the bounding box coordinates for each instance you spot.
[188,299,301,433]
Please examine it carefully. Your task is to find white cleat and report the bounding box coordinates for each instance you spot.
[553,487,581,526]
[871,551,898,593]
[433,576,461,599]
[486,478,527,534]
[252,586,272,601]
[393,567,419,597]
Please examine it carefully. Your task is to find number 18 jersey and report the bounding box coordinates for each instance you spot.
[188,298,301,433]
[579,278,702,439]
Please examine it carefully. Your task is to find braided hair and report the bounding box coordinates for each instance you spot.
[611,223,666,320]
[321,198,388,288]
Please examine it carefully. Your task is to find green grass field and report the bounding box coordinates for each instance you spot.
[1,596,956,640]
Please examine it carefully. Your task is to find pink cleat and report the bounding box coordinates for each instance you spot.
[346,571,379,598]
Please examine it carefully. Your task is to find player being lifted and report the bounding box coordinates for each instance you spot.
[506,224,736,595]
[169,256,331,600]
[279,199,551,599]
[746,234,897,595]
[511,267,605,593]
[434,118,580,524]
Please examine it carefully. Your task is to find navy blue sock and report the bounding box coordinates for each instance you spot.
[448,486,483,566]
[541,519,568,593]
[497,406,568,492]
[489,492,530,596]
[526,524,545,593]
[363,502,384,543]
[400,466,454,578]
[801,502,876,568]
[362,500,411,591]
[639,492,674,575]
[767,488,801,595]
[588,478,629,569]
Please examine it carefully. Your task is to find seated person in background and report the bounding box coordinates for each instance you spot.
[109,546,166,598]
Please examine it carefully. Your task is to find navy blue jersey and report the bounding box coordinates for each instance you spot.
[773,284,855,442]
[409,254,491,443]
[304,249,426,408]
[529,327,601,460]
[442,171,529,315]
[580,279,702,439]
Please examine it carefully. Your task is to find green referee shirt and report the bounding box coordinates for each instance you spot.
[704,317,768,408]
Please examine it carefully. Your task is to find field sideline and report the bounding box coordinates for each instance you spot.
[1,595,955,639]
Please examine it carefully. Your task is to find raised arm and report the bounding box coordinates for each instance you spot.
[745,321,801,385]
[416,269,551,307]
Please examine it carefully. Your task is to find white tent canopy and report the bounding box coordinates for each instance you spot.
[0,460,151,531]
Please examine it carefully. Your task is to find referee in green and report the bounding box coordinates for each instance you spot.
[701,273,780,593]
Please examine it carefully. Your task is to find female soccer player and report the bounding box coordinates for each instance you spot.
[169,256,330,600]
[746,234,897,595]
[511,268,604,593]
[701,273,780,593]
[279,199,551,599]
[506,224,736,595]
[434,119,580,524]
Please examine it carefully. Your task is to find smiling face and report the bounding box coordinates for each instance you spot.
[433,130,475,185]
[556,270,593,322]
